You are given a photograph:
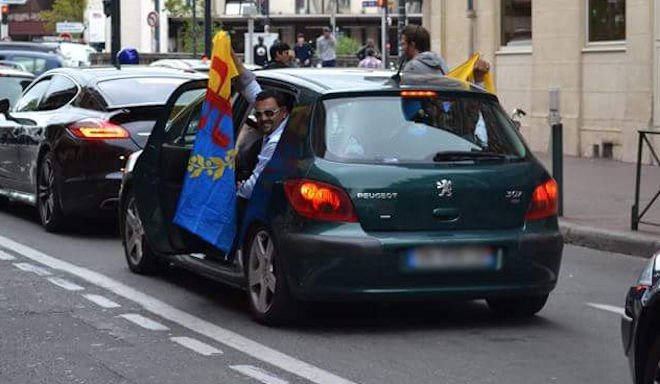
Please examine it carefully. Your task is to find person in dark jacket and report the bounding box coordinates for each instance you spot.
[263,41,294,70]
[294,33,314,67]
[356,38,381,61]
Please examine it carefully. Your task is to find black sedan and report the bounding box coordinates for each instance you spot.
[622,252,660,384]
[0,67,205,231]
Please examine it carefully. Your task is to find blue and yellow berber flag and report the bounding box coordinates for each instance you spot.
[174,31,239,252]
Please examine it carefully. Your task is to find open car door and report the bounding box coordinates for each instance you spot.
[133,79,211,255]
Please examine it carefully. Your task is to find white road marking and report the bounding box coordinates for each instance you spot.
[0,249,16,260]
[83,294,121,309]
[118,314,170,331]
[13,262,52,276]
[170,336,223,356]
[586,302,626,316]
[230,365,289,384]
[47,277,84,291]
[0,234,358,384]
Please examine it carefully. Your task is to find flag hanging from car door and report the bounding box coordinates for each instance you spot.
[174,31,239,253]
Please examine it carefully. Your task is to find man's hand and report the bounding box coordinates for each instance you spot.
[473,58,491,84]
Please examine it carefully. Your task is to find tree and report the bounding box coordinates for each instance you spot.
[40,0,87,33]
[165,0,224,54]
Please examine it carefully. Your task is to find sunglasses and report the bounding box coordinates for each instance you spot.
[254,108,281,119]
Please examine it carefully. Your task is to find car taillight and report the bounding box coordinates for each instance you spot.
[67,119,130,140]
[284,179,358,223]
[525,178,559,221]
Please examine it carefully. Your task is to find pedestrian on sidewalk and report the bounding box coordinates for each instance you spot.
[263,41,295,70]
[356,38,381,61]
[294,33,314,67]
[316,27,337,68]
[358,48,382,69]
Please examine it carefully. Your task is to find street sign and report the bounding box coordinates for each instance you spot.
[362,0,377,7]
[56,22,85,34]
[0,0,27,4]
[147,11,159,28]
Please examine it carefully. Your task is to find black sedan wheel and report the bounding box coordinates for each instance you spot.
[37,151,67,232]
[122,192,161,274]
[486,294,549,318]
[245,226,300,325]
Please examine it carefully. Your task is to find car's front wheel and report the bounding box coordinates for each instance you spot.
[122,192,161,274]
[245,226,301,325]
[37,151,67,232]
[486,294,549,318]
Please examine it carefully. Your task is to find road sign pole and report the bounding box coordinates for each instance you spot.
[154,0,160,52]
[380,6,387,66]
[204,0,211,58]
[192,0,197,57]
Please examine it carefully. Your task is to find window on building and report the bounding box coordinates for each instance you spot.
[225,0,268,16]
[406,0,423,14]
[305,0,350,14]
[588,0,625,43]
[501,0,532,47]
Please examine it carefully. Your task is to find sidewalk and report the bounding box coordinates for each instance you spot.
[535,152,660,257]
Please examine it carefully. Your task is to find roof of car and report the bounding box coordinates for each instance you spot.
[40,66,206,85]
[0,42,59,53]
[0,50,62,60]
[0,67,35,77]
[254,68,490,96]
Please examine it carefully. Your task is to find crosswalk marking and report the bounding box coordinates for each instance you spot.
[47,277,84,291]
[13,262,52,276]
[0,250,16,261]
[230,365,289,384]
[118,313,169,331]
[171,336,223,356]
[83,294,121,309]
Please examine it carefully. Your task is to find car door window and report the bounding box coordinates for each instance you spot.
[14,78,51,112]
[39,75,78,111]
[163,88,205,146]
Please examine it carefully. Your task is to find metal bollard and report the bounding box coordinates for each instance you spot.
[549,88,563,216]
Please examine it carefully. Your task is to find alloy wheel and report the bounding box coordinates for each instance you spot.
[125,198,145,267]
[248,230,277,314]
[38,157,55,224]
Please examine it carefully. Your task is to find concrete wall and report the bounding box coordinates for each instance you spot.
[424,0,655,162]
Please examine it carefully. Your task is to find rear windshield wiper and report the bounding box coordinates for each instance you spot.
[433,151,520,163]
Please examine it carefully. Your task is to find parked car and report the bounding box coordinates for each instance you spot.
[0,51,63,76]
[56,42,97,67]
[622,251,660,384]
[0,67,34,108]
[0,67,205,231]
[0,42,60,54]
[0,60,28,72]
[120,69,563,325]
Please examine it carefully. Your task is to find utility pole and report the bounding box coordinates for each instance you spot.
[192,0,197,57]
[397,0,406,57]
[204,0,211,57]
[111,0,121,68]
[154,0,160,52]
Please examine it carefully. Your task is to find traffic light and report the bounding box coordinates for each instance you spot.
[1,5,9,25]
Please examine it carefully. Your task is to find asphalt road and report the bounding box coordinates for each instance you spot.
[0,203,647,384]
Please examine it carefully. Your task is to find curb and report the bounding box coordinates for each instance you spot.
[560,220,660,258]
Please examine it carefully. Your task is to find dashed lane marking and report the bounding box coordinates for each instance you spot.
[0,249,16,260]
[47,277,84,291]
[0,234,359,384]
[83,294,121,309]
[586,302,626,316]
[230,365,290,384]
[171,336,223,356]
[119,313,170,331]
[13,262,52,276]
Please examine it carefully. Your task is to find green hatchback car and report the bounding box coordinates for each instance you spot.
[119,69,563,325]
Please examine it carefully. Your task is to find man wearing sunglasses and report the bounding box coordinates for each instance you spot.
[232,52,290,201]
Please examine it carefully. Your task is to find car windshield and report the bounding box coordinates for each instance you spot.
[97,77,190,107]
[0,76,33,108]
[315,95,527,164]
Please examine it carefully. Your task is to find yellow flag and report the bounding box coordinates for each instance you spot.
[208,31,239,101]
[447,53,495,94]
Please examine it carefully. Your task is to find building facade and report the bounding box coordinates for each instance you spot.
[423,0,655,162]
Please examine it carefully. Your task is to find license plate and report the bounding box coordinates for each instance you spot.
[406,246,498,271]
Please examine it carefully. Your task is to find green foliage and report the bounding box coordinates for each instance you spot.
[165,0,223,54]
[39,0,87,33]
[336,36,361,56]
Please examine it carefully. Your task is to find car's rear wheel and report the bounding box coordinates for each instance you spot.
[486,294,549,318]
[245,226,300,325]
[122,192,161,274]
[37,151,67,232]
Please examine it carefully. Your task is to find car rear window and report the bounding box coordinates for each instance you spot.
[97,77,190,107]
[314,95,527,164]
